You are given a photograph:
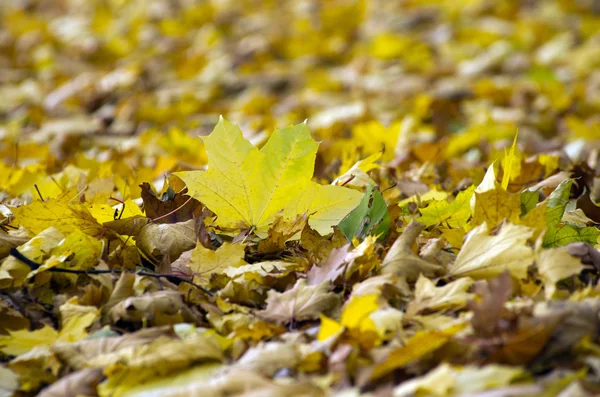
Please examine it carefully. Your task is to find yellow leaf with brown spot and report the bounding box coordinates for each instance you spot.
[472,187,521,228]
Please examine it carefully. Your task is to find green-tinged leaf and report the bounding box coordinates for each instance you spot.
[521,190,540,215]
[543,224,600,248]
[546,179,572,226]
[419,186,475,228]
[542,179,600,247]
[338,185,390,242]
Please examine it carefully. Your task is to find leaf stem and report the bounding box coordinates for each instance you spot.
[340,174,355,187]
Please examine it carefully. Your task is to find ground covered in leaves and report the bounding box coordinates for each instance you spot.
[2,0,600,396]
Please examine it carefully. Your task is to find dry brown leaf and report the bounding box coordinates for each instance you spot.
[257,212,307,253]
[258,280,340,325]
[381,220,444,282]
[136,219,197,264]
[37,368,104,397]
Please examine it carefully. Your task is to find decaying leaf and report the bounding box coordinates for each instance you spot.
[406,275,474,316]
[140,182,200,224]
[370,323,466,381]
[37,368,104,397]
[537,245,585,299]
[448,222,534,279]
[108,290,199,325]
[381,221,443,282]
[184,242,247,286]
[257,212,307,253]
[135,219,197,264]
[469,272,514,338]
[307,243,351,286]
[258,280,340,325]
[3,1,600,395]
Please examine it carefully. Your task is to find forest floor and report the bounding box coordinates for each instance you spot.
[1,1,600,396]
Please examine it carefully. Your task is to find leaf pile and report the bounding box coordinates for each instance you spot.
[2,0,600,396]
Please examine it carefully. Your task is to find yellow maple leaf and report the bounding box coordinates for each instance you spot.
[0,305,98,356]
[88,199,144,224]
[11,190,103,236]
[472,187,521,228]
[419,185,475,228]
[501,132,521,190]
[317,294,379,341]
[175,118,362,237]
[0,325,58,356]
[370,323,466,381]
[187,242,247,286]
[448,222,534,279]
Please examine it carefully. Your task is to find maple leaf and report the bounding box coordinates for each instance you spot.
[536,245,585,299]
[184,242,247,286]
[11,190,103,236]
[257,212,307,253]
[406,275,474,316]
[370,323,466,381]
[419,185,475,228]
[472,187,521,228]
[175,118,362,237]
[318,294,381,345]
[543,179,600,247]
[381,220,443,282]
[258,279,340,324]
[0,303,98,356]
[448,222,534,279]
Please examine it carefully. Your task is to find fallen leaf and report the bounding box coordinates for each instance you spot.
[370,323,466,381]
[419,185,474,228]
[393,363,524,397]
[175,118,362,237]
[472,186,521,228]
[338,185,390,242]
[537,245,585,299]
[333,152,381,188]
[135,219,197,264]
[469,272,513,338]
[381,220,444,282]
[185,242,247,286]
[37,368,104,397]
[448,222,534,279]
[307,243,351,286]
[0,326,58,357]
[140,182,200,224]
[0,366,18,397]
[11,191,103,236]
[406,275,474,316]
[258,280,340,325]
[257,212,307,253]
[108,290,199,326]
[0,227,64,288]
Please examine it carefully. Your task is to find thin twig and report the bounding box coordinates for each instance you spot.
[34,185,44,201]
[380,182,397,194]
[10,248,212,296]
